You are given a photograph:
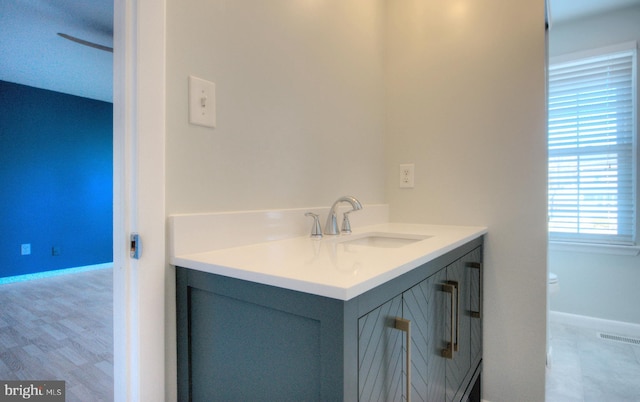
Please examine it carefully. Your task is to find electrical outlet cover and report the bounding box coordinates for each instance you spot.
[400,164,415,188]
[21,243,31,255]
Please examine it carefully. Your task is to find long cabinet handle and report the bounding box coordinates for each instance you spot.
[441,282,457,359]
[451,280,460,352]
[394,317,411,402]
[467,262,483,319]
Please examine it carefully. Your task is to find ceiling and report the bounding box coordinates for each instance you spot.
[549,0,640,23]
[0,0,113,103]
[1,1,639,104]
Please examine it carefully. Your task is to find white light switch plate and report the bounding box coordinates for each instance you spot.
[189,76,216,128]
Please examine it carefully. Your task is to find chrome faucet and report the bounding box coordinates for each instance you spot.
[324,196,363,235]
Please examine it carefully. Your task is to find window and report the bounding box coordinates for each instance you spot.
[548,43,637,246]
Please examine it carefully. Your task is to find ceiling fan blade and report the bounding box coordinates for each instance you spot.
[58,33,113,53]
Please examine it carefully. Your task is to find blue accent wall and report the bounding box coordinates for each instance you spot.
[0,80,113,278]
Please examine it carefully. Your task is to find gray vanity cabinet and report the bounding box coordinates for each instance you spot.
[176,236,483,401]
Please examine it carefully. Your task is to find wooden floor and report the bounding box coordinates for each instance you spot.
[0,268,113,401]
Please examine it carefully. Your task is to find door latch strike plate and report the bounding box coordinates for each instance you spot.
[130,233,141,259]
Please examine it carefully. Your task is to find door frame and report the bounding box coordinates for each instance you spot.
[113,0,167,400]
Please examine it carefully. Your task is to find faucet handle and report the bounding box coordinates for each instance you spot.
[305,212,323,239]
[341,211,353,234]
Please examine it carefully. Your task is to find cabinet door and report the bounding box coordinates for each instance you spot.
[445,257,471,402]
[444,247,483,402]
[189,288,324,401]
[466,247,483,369]
[358,295,404,401]
[403,269,447,402]
[358,270,448,402]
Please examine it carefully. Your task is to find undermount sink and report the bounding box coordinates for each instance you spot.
[337,232,432,248]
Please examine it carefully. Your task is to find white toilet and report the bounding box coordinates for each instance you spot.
[548,272,559,295]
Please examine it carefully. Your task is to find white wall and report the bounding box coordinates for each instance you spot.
[548,5,640,325]
[385,1,548,400]
[165,0,387,214]
[165,1,549,401]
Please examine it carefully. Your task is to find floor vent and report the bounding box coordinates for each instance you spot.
[597,332,640,346]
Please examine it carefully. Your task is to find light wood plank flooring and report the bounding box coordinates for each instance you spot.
[0,268,113,401]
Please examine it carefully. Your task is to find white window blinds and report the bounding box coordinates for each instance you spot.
[548,44,637,245]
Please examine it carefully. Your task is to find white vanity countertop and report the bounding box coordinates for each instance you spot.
[171,222,487,300]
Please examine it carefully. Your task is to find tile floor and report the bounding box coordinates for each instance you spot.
[0,268,113,401]
[546,320,640,402]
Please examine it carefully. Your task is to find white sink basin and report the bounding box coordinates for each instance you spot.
[337,232,432,248]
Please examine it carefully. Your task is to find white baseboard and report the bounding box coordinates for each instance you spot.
[0,262,113,285]
[549,310,640,337]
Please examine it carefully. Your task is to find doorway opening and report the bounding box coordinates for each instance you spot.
[0,0,116,398]
[545,1,640,401]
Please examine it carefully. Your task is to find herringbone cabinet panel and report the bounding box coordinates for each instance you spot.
[358,295,403,402]
[403,270,447,402]
[445,258,471,402]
